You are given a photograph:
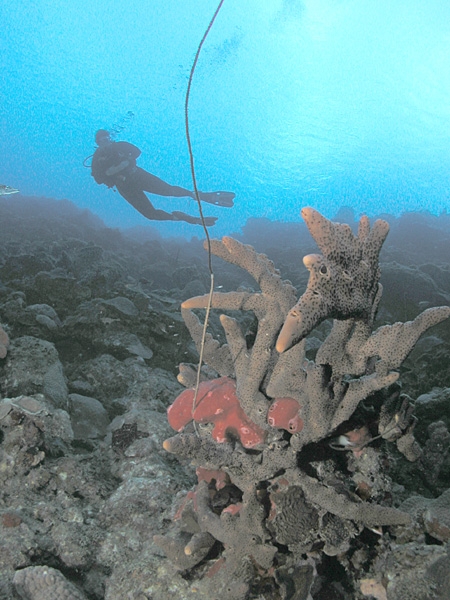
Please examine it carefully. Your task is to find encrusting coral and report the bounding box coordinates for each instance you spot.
[156,207,450,599]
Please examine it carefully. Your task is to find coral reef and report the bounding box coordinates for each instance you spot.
[158,208,450,599]
[1,198,450,599]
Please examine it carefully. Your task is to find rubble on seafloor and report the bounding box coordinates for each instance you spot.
[0,197,450,599]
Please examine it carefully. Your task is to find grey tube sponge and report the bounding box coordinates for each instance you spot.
[295,472,411,527]
[159,207,449,598]
[276,207,389,351]
[180,307,235,377]
[195,480,277,570]
[181,236,297,426]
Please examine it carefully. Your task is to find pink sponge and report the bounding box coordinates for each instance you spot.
[267,397,303,433]
[167,376,266,449]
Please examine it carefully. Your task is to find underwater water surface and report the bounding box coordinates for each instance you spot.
[1,0,450,238]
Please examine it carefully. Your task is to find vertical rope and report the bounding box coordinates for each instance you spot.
[184,0,226,421]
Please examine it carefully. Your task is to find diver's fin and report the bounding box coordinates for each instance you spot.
[198,191,235,207]
[202,216,218,227]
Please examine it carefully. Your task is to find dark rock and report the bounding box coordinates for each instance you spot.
[69,393,110,440]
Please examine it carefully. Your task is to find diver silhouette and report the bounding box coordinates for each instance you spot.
[90,130,235,226]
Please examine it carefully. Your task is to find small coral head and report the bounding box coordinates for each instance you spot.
[267,397,303,433]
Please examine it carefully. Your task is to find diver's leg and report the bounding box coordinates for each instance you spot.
[135,168,194,198]
[116,181,174,220]
[134,168,235,207]
[115,180,216,226]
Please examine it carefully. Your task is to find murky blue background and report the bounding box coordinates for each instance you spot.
[2,0,450,237]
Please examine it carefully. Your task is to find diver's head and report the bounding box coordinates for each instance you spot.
[95,129,112,146]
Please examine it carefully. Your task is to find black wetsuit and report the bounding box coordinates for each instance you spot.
[91,141,195,221]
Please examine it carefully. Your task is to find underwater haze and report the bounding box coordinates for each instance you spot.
[1,0,450,238]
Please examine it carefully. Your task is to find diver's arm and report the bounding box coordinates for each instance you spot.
[104,142,141,176]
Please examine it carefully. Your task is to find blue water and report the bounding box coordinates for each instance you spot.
[2,0,450,238]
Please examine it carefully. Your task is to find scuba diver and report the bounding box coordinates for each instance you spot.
[90,130,235,226]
